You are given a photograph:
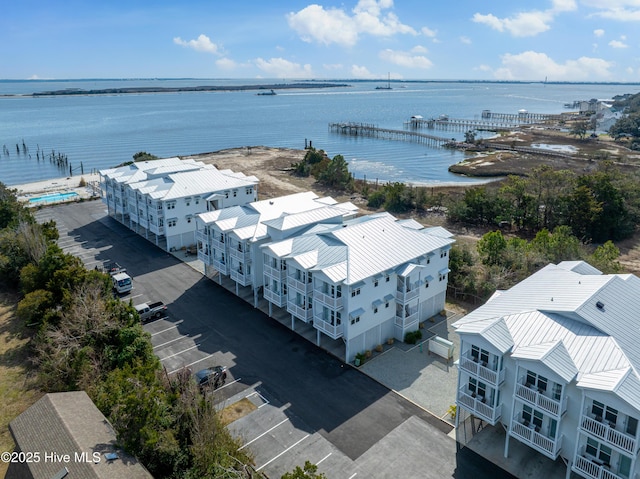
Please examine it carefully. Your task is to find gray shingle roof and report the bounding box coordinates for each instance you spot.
[8,391,152,479]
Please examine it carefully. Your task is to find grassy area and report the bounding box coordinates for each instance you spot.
[220,398,257,426]
[0,293,42,478]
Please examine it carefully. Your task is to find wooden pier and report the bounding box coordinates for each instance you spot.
[329,122,451,147]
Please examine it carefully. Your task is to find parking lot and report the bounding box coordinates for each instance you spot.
[33,200,515,479]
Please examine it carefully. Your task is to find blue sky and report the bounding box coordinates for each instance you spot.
[3,0,640,81]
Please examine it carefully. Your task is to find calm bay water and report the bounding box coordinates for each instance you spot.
[0,79,637,187]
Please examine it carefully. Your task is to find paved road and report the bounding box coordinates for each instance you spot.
[34,200,515,479]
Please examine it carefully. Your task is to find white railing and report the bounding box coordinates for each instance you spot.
[196,230,207,243]
[314,291,343,309]
[573,455,624,479]
[211,238,225,250]
[395,287,419,303]
[287,302,313,322]
[457,388,500,425]
[197,250,211,264]
[459,353,505,386]
[212,259,228,275]
[149,223,161,235]
[580,415,637,455]
[139,218,148,229]
[394,311,419,329]
[289,277,312,294]
[313,316,343,339]
[230,247,249,262]
[510,413,562,459]
[264,263,286,280]
[264,288,286,307]
[230,268,251,286]
[515,383,566,417]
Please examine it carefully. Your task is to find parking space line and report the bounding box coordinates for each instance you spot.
[153,333,199,349]
[348,474,357,479]
[255,434,310,471]
[316,453,331,465]
[247,390,270,408]
[165,352,216,373]
[159,344,200,361]
[150,322,183,336]
[239,418,289,450]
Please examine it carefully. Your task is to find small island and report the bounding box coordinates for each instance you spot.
[30,82,349,97]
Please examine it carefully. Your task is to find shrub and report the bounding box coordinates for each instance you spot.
[404,330,423,344]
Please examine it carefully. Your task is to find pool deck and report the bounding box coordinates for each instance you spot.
[12,173,101,206]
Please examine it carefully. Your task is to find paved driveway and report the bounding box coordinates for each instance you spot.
[34,200,514,479]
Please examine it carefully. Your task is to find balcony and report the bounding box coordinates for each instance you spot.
[395,287,419,303]
[230,246,250,263]
[457,388,501,425]
[264,287,286,307]
[394,310,419,330]
[313,315,343,339]
[580,415,637,455]
[211,258,229,275]
[510,413,563,459]
[139,218,148,229]
[515,382,567,418]
[197,249,211,265]
[196,230,207,243]
[264,263,286,281]
[573,454,624,479]
[211,238,225,251]
[287,301,313,322]
[459,352,505,387]
[149,223,162,235]
[314,291,343,310]
[230,267,252,286]
[289,277,312,294]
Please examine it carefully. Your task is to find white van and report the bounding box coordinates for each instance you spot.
[112,272,133,294]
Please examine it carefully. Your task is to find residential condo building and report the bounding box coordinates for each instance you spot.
[100,158,258,251]
[453,261,640,479]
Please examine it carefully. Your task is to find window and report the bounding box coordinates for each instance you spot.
[374,307,378,314]
[471,345,489,365]
[233,190,237,197]
[468,378,486,399]
[195,197,200,205]
[224,191,229,199]
[246,187,253,195]
[385,302,389,308]
[351,287,361,297]
[350,316,360,325]
[552,383,562,401]
[374,279,379,287]
[626,416,638,436]
[440,250,448,258]
[187,217,192,223]
[586,438,611,466]
[591,400,605,420]
[425,281,429,288]
[159,219,164,227]
[386,276,390,282]
[526,370,548,392]
[605,406,618,426]
[166,202,176,210]
[168,219,177,227]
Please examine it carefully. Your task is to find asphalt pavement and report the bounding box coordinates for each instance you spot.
[33,199,517,479]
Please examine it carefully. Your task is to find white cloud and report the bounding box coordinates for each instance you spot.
[421,26,437,38]
[460,36,472,44]
[173,34,222,55]
[379,48,433,69]
[583,1,640,21]
[492,51,613,81]
[323,63,344,70]
[472,1,577,37]
[351,64,376,78]
[216,58,237,70]
[609,39,629,48]
[287,0,416,47]
[593,28,605,37]
[411,45,428,53]
[254,57,314,78]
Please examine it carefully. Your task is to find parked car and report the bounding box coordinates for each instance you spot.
[194,366,227,391]
[134,301,167,322]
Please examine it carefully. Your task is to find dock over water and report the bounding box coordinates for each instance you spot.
[329,122,452,147]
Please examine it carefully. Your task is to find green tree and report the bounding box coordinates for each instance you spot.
[589,241,622,274]
[133,151,159,162]
[477,231,507,266]
[282,461,327,479]
[570,120,589,140]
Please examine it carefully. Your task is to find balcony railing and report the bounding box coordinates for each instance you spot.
[230,268,252,286]
[287,301,313,322]
[149,223,161,235]
[394,311,419,329]
[289,277,312,294]
[196,230,207,243]
[211,259,229,275]
[312,315,343,339]
[395,287,419,303]
[139,218,148,229]
[510,413,562,459]
[515,382,567,417]
[573,454,624,479]
[580,415,637,455]
[211,238,225,251]
[314,291,343,310]
[459,353,505,386]
[264,287,286,307]
[264,263,286,280]
[197,250,211,265]
[230,247,250,263]
[457,388,501,425]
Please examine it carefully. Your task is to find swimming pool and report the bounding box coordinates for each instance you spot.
[28,191,79,204]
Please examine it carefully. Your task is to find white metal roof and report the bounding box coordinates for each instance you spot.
[324,215,455,284]
[453,261,640,403]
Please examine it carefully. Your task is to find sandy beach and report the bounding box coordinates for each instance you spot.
[11,173,102,205]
